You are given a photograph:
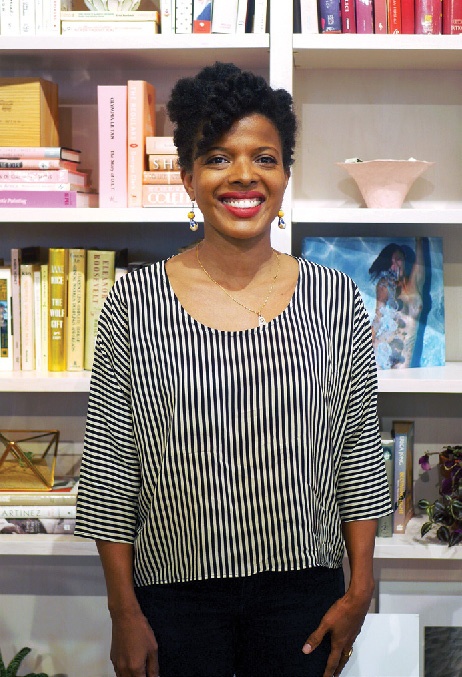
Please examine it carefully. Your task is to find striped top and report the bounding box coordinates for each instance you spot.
[75,258,392,586]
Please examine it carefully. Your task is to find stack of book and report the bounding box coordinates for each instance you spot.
[1,0,72,36]
[0,246,121,373]
[297,0,461,34]
[159,0,268,34]
[0,476,78,536]
[142,136,189,207]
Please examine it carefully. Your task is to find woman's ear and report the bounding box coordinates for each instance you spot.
[181,169,194,201]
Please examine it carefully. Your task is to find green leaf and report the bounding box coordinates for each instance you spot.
[436,525,451,543]
[6,647,30,677]
[418,499,431,509]
[421,521,433,537]
[0,650,6,676]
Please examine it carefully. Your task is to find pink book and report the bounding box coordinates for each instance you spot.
[342,0,357,31]
[142,184,190,207]
[356,0,374,31]
[127,80,156,208]
[0,169,87,185]
[0,191,94,207]
[401,0,415,31]
[374,0,388,31]
[98,85,128,208]
[0,159,78,170]
[415,0,442,31]
[0,147,81,162]
[442,0,462,31]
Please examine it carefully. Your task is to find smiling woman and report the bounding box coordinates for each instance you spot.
[75,62,392,677]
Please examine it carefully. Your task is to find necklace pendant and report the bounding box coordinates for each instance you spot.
[258,314,267,328]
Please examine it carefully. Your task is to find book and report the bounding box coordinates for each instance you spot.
[0,477,79,505]
[355,0,374,31]
[160,0,174,33]
[145,136,177,155]
[42,0,60,35]
[19,0,35,35]
[20,263,38,371]
[10,248,21,370]
[66,248,86,371]
[401,0,415,31]
[376,435,394,538]
[60,10,159,20]
[301,236,445,370]
[0,517,76,533]
[387,0,402,32]
[84,250,116,371]
[175,0,193,32]
[342,0,358,32]
[442,0,462,30]
[0,505,76,519]
[33,266,42,370]
[142,183,190,206]
[143,170,182,184]
[392,420,415,534]
[40,263,49,371]
[48,248,68,372]
[319,0,342,32]
[374,0,388,32]
[61,21,159,35]
[0,191,97,207]
[0,146,81,162]
[0,168,87,184]
[193,0,212,32]
[0,182,88,191]
[0,158,79,170]
[252,0,268,32]
[127,80,156,208]
[0,266,13,371]
[415,0,442,31]
[148,155,180,171]
[236,0,248,32]
[212,0,239,32]
[0,0,20,35]
[0,78,59,147]
[97,85,128,208]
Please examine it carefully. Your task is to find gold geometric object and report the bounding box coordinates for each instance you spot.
[0,430,60,491]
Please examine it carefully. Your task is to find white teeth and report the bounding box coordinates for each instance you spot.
[222,198,262,208]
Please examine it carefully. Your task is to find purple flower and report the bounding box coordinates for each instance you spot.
[419,454,432,471]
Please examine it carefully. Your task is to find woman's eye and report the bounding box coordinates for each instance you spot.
[205,155,228,165]
[257,155,277,165]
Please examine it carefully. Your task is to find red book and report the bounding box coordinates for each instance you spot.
[443,0,462,31]
[193,0,212,32]
[127,80,156,208]
[374,0,388,32]
[356,0,374,31]
[0,147,81,162]
[0,191,96,207]
[401,0,415,31]
[342,0,357,31]
[415,0,442,31]
[388,0,402,31]
[98,85,128,208]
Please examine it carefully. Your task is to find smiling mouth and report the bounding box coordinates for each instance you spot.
[220,198,264,208]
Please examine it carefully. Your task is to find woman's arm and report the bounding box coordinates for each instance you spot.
[409,236,425,293]
[96,540,159,677]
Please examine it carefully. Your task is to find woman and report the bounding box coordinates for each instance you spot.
[369,238,425,369]
[75,62,391,677]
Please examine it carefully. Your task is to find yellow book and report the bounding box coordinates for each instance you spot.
[48,248,68,372]
[0,78,59,147]
[66,248,86,371]
[84,250,115,371]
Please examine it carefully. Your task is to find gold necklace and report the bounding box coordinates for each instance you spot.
[195,244,280,328]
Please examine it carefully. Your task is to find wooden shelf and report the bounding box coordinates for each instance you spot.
[375,516,462,560]
[293,34,462,70]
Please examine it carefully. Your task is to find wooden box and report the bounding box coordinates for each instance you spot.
[0,77,59,147]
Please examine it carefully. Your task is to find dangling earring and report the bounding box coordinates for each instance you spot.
[277,209,286,229]
[188,201,198,231]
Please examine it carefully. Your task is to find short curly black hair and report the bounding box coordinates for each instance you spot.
[167,62,297,173]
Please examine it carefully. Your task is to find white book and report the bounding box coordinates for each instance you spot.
[61,21,158,34]
[60,10,159,20]
[33,268,42,371]
[300,0,319,33]
[175,0,192,33]
[40,264,49,372]
[35,0,44,33]
[160,0,174,33]
[19,0,35,35]
[0,0,21,35]
[42,0,60,35]
[0,183,87,191]
[212,0,239,32]
[0,266,13,371]
[252,0,267,33]
[20,264,37,372]
[236,0,248,33]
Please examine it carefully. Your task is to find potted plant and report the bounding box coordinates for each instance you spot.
[0,647,48,677]
[418,445,462,546]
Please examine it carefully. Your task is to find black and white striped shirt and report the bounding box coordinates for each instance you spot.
[75,258,392,586]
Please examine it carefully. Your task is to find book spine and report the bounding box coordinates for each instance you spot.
[20,0,35,35]
[342,0,358,31]
[0,183,85,191]
[0,0,21,35]
[40,263,49,371]
[387,0,402,32]
[319,0,342,32]
[145,136,176,154]
[355,0,374,31]
[211,0,239,32]
[0,159,78,170]
[127,81,156,208]
[0,267,13,371]
[193,0,212,32]
[48,248,68,372]
[33,267,42,371]
[236,0,248,32]
[0,147,79,160]
[61,21,158,34]
[401,0,415,31]
[60,10,159,19]
[10,248,21,371]
[35,0,43,32]
[98,85,128,208]
[0,493,76,506]
[42,0,60,34]
[0,505,76,518]
[443,0,462,30]
[415,0,442,31]
[84,250,115,371]
[377,438,394,538]
[252,0,267,32]
[175,0,193,32]
[392,426,415,534]
[0,191,78,207]
[142,184,190,206]
[0,169,86,183]
[143,170,182,184]
[20,264,36,371]
[160,0,174,33]
[66,249,86,371]
[147,155,180,171]
[1,517,76,533]
[374,0,388,31]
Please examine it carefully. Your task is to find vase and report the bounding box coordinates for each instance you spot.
[84,0,141,10]
[336,159,434,208]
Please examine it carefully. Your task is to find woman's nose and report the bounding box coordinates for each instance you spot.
[229,157,257,184]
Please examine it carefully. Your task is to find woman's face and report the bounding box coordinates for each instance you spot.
[390,250,405,279]
[182,113,290,243]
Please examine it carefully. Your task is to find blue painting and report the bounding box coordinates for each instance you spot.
[301,237,445,370]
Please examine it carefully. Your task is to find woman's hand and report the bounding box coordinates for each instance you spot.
[302,586,372,677]
[110,608,159,677]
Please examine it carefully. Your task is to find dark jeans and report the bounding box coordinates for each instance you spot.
[135,566,345,677]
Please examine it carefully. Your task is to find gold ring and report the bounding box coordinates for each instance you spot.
[342,647,354,658]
